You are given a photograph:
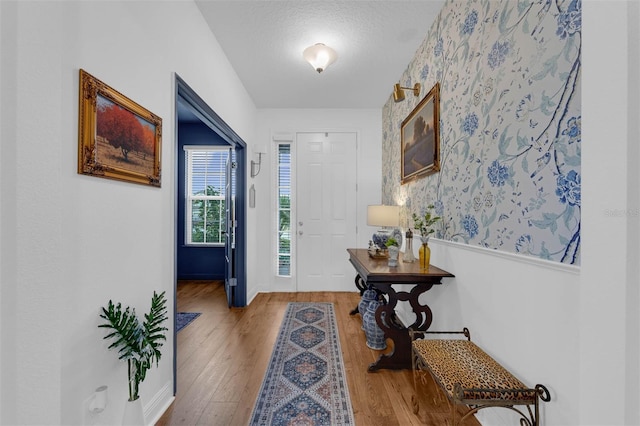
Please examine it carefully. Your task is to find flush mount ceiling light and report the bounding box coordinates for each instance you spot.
[303,43,337,73]
[393,83,421,102]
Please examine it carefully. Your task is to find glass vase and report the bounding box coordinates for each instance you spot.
[403,229,415,263]
[418,240,430,271]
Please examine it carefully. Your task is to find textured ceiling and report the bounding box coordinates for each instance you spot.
[194,1,445,109]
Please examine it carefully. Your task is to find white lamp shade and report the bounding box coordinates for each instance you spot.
[303,43,337,73]
[367,205,400,227]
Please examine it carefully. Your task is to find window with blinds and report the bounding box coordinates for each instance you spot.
[277,143,292,276]
[184,146,231,245]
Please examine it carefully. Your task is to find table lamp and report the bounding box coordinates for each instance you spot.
[367,205,401,252]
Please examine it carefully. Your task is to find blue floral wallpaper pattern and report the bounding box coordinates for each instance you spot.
[382,0,581,264]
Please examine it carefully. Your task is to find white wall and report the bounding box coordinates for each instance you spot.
[629,4,640,424]
[580,1,638,424]
[0,0,15,421]
[251,109,381,298]
[0,0,2,417]
[0,1,257,424]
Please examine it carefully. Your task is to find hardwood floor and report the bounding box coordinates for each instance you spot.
[156,280,479,425]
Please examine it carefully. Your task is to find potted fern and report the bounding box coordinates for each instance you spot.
[99,291,168,424]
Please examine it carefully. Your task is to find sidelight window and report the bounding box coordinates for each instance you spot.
[277,143,291,276]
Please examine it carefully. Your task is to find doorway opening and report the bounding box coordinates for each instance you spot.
[174,74,247,393]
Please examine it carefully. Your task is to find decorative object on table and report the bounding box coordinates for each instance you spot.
[176,312,201,333]
[418,237,431,272]
[78,69,162,187]
[403,228,416,263]
[363,298,387,350]
[401,82,440,184]
[358,287,378,327]
[249,303,355,425]
[98,291,168,425]
[367,240,387,259]
[367,204,402,255]
[413,205,441,271]
[385,237,400,267]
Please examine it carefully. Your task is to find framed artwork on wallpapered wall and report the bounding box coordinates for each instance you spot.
[401,82,440,184]
[78,69,162,187]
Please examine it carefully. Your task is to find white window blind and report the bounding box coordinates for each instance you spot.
[184,146,229,245]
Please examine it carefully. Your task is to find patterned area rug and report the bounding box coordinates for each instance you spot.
[249,302,355,426]
[176,312,200,332]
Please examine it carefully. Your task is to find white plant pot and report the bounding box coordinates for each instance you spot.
[122,398,144,426]
[387,246,399,267]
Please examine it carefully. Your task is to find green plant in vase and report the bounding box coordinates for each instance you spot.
[98,291,168,404]
[385,237,399,248]
[412,205,441,270]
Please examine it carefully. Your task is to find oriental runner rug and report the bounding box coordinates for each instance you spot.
[249,302,355,426]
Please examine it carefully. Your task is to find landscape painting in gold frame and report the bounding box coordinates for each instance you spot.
[401,82,440,184]
[78,69,162,187]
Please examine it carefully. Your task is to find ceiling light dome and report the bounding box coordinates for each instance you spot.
[303,43,337,73]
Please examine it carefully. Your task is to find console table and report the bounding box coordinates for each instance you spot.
[347,248,454,371]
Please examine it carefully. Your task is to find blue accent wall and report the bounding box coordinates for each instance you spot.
[177,122,227,280]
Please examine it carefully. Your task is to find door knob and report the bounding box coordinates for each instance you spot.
[299,221,303,226]
[299,231,303,235]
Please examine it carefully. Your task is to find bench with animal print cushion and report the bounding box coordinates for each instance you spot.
[410,328,550,426]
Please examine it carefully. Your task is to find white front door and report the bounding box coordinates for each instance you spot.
[296,132,357,292]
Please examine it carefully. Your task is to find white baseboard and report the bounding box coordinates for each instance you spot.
[144,381,174,426]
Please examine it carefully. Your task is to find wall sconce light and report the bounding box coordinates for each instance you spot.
[251,145,266,178]
[393,83,421,102]
[303,43,338,73]
[88,385,108,414]
[251,153,263,178]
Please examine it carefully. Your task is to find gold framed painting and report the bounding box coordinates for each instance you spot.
[78,69,162,187]
[401,82,440,184]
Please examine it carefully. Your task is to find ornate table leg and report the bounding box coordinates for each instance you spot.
[349,274,367,315]
[368,282,435,371]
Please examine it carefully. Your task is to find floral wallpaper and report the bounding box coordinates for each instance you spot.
[382,0,582,265]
